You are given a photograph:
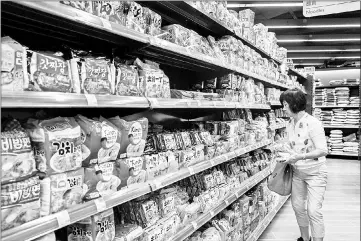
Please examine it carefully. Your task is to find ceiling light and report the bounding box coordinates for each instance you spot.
[291,56,361,59]
[268,24,360,29]
[288,49,361,52]
[227,3,303,8]
[278,38,360,42]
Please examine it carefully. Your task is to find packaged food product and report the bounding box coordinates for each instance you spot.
[41,168,84,214]
[76,115,121,167]
[115,63,140,96]
[156,192,176,218]
[83,161,121,201]
[27,117,82,174]
[180,131,193,149]
[115,157,146,188]
[133,198,161,228]
[1,176,41,231]
[32,232,56,241]
[126,2,146,33]
[202,227,222,241]
[79,57,114,95]
[68,208,115,241]
[141,223,163,241]
[1,129,37,183]
[1,36,28,91]
[143,7,162,36]
[108,116,148,158]
[60,1,93,13]
[28,50,75,92]
[92,1,127,26]
[162,214,180,240]
[162,24,190,47]
[135,59,164,98]
[115,223,144,241]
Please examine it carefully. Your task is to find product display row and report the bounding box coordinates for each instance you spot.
[327,130,360,156]
[314,87,359,107]
[313,108,360,127]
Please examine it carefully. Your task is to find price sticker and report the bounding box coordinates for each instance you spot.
[188,167,195,176]
[148,98,159,108]
[191,221,198,230]
[55,210,71,228]
[196,100,201,107]
[84,94,98,106]
[210,159,216,166]
[100,18,112,31]
[94,197,107,212]
[235,191,240,198]
[210,210,215,216]
[186,100,192,107]
[212,101,217,107]
[224,199,230,205]
[151,180,163,190]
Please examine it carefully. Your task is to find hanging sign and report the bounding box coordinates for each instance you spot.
[303,1,361,17]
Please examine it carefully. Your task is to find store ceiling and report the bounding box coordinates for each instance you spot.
[227,1,361,69]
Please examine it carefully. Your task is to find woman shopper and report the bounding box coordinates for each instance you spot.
[279,89,328,241]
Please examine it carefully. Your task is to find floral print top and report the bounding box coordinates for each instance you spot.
[286,113,328,169]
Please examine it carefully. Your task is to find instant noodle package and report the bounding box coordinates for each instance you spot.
[1,176,41,231]
[115,156,147,189]
[26,117,83,175]
[68,208,115,241]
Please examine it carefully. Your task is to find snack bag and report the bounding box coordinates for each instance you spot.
[1,176,41,231]
[28,117,82,175]
[1,36,28,91]
[143,7,162,36]
[162,74,171,98]
[83,161,121,201]
[29,51,74,92]
[41,168,84,214]
[80,57,114,95]
[75,115,121,167]
[68,208,115,241]
[161,24,190,47]
[134,198,161,228]
[108,116,148,158]
[135,59,164,98]
[1,129,37,183]
[115,63,139,96]
[115,157,147,188]
[162,215,180,241]
[126,2,146,33]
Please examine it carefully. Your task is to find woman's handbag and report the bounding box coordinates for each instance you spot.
[267,162,293,196]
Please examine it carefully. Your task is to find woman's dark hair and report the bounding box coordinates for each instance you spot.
[100,137,107,142]
[280,88,306,113]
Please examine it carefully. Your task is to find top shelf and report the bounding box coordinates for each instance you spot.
[315,84,360,89]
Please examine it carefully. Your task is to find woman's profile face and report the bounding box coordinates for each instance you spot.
[283,101,292,116]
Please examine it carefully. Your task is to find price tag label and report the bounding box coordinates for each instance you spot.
[235,191,240,198]
[212,101,217,107]
[196,100,201,107]
[148,98,159,108]
[191,221,198,230]
[85,94,98,106]
[94,197,107,212]
[100,18,112,31]
[186,100,192,107]
[151,180,163,190]
[55,210,71,228]
[210,159,216,166]
[188,167,195,175]
[210,210,215,216]
[224,199,230,205]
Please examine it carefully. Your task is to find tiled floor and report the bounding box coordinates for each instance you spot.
[259,158,360,241]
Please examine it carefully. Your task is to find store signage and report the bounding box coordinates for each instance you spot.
[303,1,361,17]
[304,66,315,76]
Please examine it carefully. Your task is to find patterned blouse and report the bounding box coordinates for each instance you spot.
[286,113,328,170]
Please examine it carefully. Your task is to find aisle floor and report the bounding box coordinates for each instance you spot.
[259,158,360,241]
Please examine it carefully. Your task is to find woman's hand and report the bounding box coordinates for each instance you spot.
[284,154,303,164]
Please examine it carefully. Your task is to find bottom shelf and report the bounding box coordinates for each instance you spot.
[328,152,359,158]
[246,195,290,241]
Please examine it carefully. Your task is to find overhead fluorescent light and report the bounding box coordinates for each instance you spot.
[291,56,361,59]
[288,49,361,52]
[227,3,303,8]
[268,24,360,29]
[278,38,361,42]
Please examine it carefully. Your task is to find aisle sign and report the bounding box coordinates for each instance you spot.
[303,1,361,17]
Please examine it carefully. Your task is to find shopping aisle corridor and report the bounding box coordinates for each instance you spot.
[259,158,360,241]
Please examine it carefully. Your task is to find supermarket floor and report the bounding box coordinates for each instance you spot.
[259,158,360,241]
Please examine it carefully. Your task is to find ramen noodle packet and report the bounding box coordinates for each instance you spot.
[115,63,140,96]
[75,115,121,167]
[1,36,29,91]
[115,223,144,241]
[26,117,82,175]
[143,7,162,36]
[28,51,75,93]
[32,232,56,241]
[75,57,114,95]
[133,197,161,228]
[108,116,148,158]
[60,1,93,13]
[140,222,163,241]
[155,191,176,218]
[1,129,37,183]
[126,2,146,33]
[41,168,84,215]
[115,157,146,189]
[1,176,41,231]
[92,1,128,26]
[68,208,115,241]
[83,161,121,201]
[134,58,164,98]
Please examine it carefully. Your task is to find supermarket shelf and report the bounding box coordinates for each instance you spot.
[323,125,360,129]
[246,195,290,241]
[1,140,272,241]
[328,152,359,157]
[269,123,287,130]
[2,1,299,91]
[315,84,360,89]
[314,105,360,108]
[2,92,271,110]
[288,69,308,82]
[171,165,275,241]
